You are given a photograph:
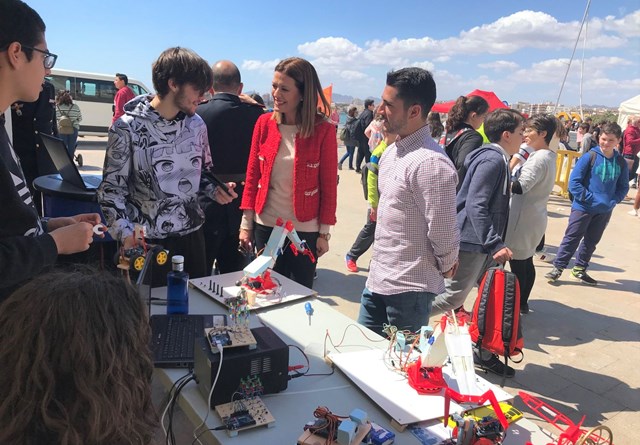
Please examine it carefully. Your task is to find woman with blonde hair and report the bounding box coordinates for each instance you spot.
[55,89,82,164]
[0,269,157,444]
[239,57,338,288]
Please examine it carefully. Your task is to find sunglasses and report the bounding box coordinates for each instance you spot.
[21,45,57,69]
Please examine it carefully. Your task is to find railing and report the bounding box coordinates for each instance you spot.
[554,150,582,198]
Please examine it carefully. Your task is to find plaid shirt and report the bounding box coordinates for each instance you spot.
[367,125,459,296]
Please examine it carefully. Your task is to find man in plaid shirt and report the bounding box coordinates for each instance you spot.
[357,68,460,337]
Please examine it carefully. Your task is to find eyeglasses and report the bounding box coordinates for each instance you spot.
[21,45,57,69]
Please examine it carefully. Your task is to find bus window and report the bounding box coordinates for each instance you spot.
[130,83,149,95]
[47,74,73,94]
[76,78,115,104]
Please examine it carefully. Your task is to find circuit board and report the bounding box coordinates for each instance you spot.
[445,402,523,428]
[205,324,257,350]
[189,271,316,311]
[214,396,275,437]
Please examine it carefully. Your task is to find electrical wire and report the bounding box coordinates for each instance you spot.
[161,372,196,445]
[192,341,224,445]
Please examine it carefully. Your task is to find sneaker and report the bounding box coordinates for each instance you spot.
[338,163,343,170]
[520,303,530,314]
[628,209,638,216]
[473,352,516,378]
[571,267,597,285]
[545,267,563,282]
[345,255,358,273]
[630,179,637,189]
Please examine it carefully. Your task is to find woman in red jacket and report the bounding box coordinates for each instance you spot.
[239,57,338,288]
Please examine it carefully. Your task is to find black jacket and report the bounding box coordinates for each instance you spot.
[444,124,484,185]
[0,120,58,302]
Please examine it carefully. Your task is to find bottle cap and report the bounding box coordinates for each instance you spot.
[172,255,184,264]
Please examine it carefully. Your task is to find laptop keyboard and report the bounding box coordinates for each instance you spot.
[162,316,202,360]
[82,176,102,187]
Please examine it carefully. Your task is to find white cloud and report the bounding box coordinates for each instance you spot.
[434,56,451,63]
[478,60,520,71]
[242,59,279,74]
[600,10,640,37]
[338,70,369,81]
[412,61,435,71]
[298,37,361,59]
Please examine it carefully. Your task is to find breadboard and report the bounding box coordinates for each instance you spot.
[445,402,523,428]
[204,324,257,350]
[190,270,316,310]
[214,396,275,437]
[297,422,371,445]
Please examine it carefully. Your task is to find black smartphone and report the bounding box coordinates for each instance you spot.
[202,171,231,196]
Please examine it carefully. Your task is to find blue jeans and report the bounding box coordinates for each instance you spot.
[61,128,78,158]
[339,145,356,169]
[357,288,435,337]
[554,209,612,270]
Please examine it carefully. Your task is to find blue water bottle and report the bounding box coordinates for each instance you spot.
[167,255,189,314]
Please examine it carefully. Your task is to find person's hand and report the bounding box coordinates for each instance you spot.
[369,207,377,222]
[49,222,94,254]
[71,213,102,225]
[214,182,238,204]
[239,229,253,252]
[493,247,513,264]
[238,94,259,105]
[316,237,329,258]
[442,259,459,278]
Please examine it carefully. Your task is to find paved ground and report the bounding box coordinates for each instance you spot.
[77,138,639,444]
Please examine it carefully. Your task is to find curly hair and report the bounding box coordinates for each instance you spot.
[445,95,489,133]
[0,269,157,445]
[56,89,73,106]
[427,112,444,139]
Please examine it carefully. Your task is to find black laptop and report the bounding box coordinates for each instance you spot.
[137,246,227,368]
[39,133,102,190]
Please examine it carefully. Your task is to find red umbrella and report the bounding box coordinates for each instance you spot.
[431,89,508,113]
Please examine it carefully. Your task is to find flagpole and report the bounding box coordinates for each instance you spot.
[553,0,592,114]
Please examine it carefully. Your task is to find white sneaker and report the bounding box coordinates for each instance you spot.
[628,209,638,216]
[630,179,638,189]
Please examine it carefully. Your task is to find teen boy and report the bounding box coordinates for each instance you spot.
[546,122,629,285]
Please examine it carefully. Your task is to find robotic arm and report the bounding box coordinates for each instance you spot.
[238,219,316,292]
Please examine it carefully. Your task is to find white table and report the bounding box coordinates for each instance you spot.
[153,281,549,445]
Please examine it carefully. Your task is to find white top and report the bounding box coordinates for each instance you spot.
[505,149,557,259]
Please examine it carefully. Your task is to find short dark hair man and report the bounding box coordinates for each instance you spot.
[354,98,376,172]
[196,60,264,273]
[0,0,100,301]
[432,108,525,377]
[98,47,237,285]
[112,72,135,124]
[358,67,459,336]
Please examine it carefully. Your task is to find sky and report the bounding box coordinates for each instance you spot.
[30,0,640,108]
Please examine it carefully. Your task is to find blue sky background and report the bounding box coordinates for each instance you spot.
[30,0,639,107]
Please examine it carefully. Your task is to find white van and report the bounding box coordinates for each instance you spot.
[47,69,152,136]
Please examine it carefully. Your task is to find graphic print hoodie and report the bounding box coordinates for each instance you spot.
[98,95,215,241]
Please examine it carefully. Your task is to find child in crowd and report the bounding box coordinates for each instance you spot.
[546,122,629,285]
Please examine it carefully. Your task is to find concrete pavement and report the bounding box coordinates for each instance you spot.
[76,138,639,444]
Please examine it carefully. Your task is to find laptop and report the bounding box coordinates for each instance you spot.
[39,133,102,190]
[137,246,227,368]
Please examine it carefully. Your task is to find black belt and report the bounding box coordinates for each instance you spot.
[215,173,246,183]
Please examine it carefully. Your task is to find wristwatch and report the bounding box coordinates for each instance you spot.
[318,233,331,241]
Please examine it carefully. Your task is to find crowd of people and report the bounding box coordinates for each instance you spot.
[0,0,636,441]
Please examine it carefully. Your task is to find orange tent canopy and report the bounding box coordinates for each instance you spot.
[431,89,509,113]
[318,84,332,116]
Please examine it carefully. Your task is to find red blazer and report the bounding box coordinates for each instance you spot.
[241,113,338,226]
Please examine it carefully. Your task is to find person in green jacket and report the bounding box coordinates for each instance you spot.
[345,131,396,272]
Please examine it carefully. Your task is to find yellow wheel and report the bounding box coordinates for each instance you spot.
[132,255,145,272]
[576,425,613,445]
[156,250,168,266]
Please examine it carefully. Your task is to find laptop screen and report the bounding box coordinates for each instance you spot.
[136,247,156,316]
[39,133,94,190]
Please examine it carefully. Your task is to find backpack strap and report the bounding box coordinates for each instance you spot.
[501,271,518,383]
[474,268,496,351]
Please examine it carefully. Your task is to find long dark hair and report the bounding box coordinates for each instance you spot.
[0,269,157,445]
[427,112,444,138]
[445,95,489,133]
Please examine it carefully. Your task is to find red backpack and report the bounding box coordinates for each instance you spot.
[469,267,524,380]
